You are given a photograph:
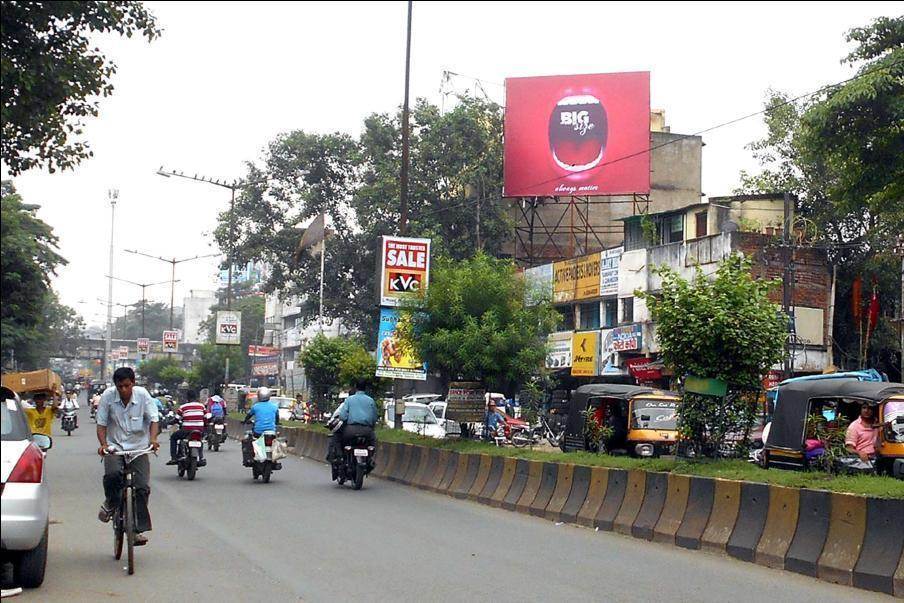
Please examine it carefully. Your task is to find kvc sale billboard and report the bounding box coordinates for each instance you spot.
[503,72,650,197]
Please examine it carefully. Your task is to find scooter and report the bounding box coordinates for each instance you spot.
[175,431,206,480]
[61,408,78,436]
[243,430,282,483]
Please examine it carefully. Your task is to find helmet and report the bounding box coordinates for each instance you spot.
[257,386,271,402]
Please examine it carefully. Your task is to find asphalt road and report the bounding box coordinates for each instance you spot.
[5,405,891,602]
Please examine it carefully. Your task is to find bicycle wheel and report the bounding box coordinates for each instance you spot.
[113,509,124,560]
[125,488,135,575]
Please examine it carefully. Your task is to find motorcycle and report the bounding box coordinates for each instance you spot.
[61,408,78,436]
[329,421,375,490]
[159,409,177,431]
[175,430,205,480]
[206,418,227,451]
[244,430,283,483]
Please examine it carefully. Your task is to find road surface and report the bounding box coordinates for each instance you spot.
[3,406,891,602]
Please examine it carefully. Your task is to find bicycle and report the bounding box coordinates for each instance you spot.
[104,446,155,575]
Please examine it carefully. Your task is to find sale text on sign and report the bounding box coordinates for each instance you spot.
[380,236,431,307]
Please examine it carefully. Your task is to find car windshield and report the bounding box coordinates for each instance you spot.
[273,398,294,409]
[403,405,436,424]
[631,399,678,430]
[1,398,30,440]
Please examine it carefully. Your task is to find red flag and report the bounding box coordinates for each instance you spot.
[851,275,862,320]
[866,285,880,337]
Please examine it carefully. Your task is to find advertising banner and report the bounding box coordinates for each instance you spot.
[379,236,431,307]
[553,252,601,303]
[215,310,242,345]
[503,72,651,197]
[117,346,130,357]
[546,331,574,369]
[251,356,280,376]
[248,345,280,357]
[600,246,623,296]
[446,381,486,423]
[375,307,427,381]
[604,323,642,353]
[571,331,599,377]
[524,263,553,305]
[137,338,150,353]
[162,330,179,352]
[625,357,664,382]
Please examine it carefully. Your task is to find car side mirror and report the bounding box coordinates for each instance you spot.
[33,434,52,451]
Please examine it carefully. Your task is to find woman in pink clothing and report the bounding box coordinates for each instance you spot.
[845,403,879,462]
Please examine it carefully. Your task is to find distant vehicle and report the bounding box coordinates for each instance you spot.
[403,393,443,405]
[427,401,462,438]
[1,386,53,588]
[271,397,296,422]
[383,402,449,439]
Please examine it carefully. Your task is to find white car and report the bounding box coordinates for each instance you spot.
[428,401,462,438]
[271,397,297,422]
[383,402,448,439]
[1,387,52,588]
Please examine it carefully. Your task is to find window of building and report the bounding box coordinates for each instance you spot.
[621,297,634,324]
[603,299,618,328]
[579,302,600,330]
[624,218,646,251]
[557,306,575,331]
[659,214,684,244]
[695,211,708,238]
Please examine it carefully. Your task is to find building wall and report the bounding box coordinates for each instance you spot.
[182,290,216,344]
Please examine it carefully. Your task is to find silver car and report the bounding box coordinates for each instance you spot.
[1,386,52,588]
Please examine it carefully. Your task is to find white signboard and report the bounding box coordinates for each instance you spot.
[600,246,623,296]
[546,331,574,369]
[215,310,242,345]
[163,330,180,352]
[379,236,431,307]
[137,338,150,353]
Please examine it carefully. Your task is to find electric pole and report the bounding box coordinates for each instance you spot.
[104,189,118,382]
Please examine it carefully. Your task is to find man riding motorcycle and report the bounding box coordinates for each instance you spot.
[60,390,80,429]
[327,380,377,464]
[166,390,208,466]
[241,387,280,467]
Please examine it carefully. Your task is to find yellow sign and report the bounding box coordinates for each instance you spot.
[553,253,601,303]
[571,331,599,377]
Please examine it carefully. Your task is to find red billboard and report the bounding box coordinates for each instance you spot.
[504,72,650,197]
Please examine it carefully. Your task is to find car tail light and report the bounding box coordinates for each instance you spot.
[8,444,44,483]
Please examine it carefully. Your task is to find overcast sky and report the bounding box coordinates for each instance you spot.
[3,1,897,330]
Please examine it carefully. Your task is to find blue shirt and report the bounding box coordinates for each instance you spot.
[247,401,279,433]
[485,410,503,431]
[338,392,377,427]
[97,386,160,452]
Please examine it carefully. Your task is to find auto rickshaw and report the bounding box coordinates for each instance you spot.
[762,379,904,477]
[562,384,680,457]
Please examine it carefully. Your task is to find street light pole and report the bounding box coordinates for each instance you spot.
[105,189,119,382]
[106,276,175,338]
[399,0,413,236]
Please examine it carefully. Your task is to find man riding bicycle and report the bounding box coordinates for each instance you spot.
[96,368,160,546]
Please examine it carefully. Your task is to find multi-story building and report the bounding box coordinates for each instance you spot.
[533,193,832,387]
[181,290,216,344]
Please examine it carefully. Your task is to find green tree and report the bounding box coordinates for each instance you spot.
[401,252,559,393]
[137,356,182,389]
[299,334,353,402]
[338,343,383,390]
[1,1,161,174]
[111,301,182,340]
[638,254,786,454]
[191,343,242,392]
[736,16,903,377]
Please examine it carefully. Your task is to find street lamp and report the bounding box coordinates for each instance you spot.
[123,250,220,330]
[105,189,119,381]
[106,275,178,338]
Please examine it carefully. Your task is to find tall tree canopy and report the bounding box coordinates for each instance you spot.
[736,16,903,377]
[215,95,507,341]
[1,1,160,174]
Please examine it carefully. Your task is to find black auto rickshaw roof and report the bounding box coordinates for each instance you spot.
[766,379,904,451]
[572,384,676,403]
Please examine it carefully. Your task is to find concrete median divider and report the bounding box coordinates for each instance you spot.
[544,463,575,522]
[247,427,900,596]
[467,455,493,501]
[613,470,646,535]
[852,497,904,595]
[477,456,505,505]
[755,485,800,569]
[529,462,559,517]
[784,488,831,577]
[576,467,610,527]
[817,492,867,586]
[701,479,742,553]
[631,472,668,540]
[652,473,690,545]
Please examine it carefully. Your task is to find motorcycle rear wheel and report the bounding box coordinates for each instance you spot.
[186,457,197,481]
[511,430,532,448]
[262,462,272,483]
[354,462,365,490]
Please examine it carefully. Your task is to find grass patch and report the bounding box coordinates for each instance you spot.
[236,414,904,499]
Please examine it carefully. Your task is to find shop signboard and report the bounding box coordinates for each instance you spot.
[215,310,242,345]
[625,357,664,382]
[379,236,431,307]
[251,356,280,376]
[571,331,599,377]
[248,345,280,357]
[546,331,574,369]
[137,338,150,353]
[162,330,179,352]
[599,246,623,296]
[445,381,486,422]
[604,323,642,353]
[553,252,601,303]
[375,307,427,381]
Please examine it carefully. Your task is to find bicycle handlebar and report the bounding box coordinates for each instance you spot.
[104,446,156,459]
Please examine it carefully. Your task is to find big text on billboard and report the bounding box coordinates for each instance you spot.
[380,236,431,307]
[503,72,650,198]
[553,252,600,303]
